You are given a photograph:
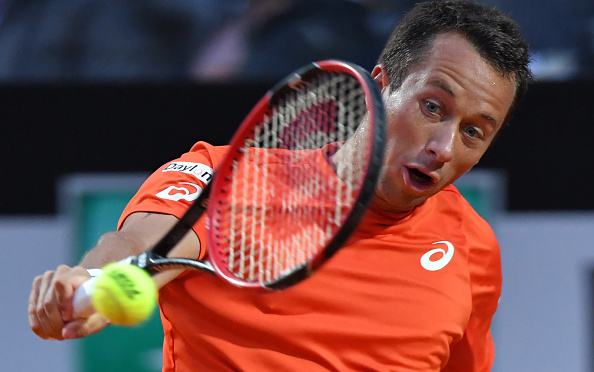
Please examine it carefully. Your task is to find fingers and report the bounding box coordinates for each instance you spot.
[62,313,111,340]
[55,265,89,323]
[29,270,65,340]
[28,265,92,341]
[28,275,49,339]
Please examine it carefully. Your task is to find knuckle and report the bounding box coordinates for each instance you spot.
[56,264,71,274]
[42,270,55,282]
[30,324,44,336]
[35,302,46,316]
[32,275,42,285]
[42,298,56,313]
[27,299,38,314]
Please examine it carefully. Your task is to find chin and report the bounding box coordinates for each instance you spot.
[372,186,425,213]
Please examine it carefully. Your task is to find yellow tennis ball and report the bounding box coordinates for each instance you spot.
[91,262,157,326]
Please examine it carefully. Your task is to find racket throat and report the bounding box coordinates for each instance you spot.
[132,252,215,275]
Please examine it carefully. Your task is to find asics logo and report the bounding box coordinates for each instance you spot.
[420,241,455,271]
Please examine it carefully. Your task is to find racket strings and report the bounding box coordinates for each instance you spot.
[221,72,370,283]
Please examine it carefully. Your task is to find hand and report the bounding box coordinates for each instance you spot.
[28,265,110,340]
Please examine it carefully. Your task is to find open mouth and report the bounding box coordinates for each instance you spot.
[407,167,434,186]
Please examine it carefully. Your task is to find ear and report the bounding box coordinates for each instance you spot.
[371,64,390,91]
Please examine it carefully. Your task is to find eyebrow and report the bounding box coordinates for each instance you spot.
[429,79,498,127]
[429,79,455,97]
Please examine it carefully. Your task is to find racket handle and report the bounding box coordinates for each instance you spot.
[72,276,98,319]
[71,257,136,318]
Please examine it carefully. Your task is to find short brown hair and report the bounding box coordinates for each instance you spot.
[378,0,532,125]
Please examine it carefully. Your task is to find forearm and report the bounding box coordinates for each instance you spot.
[78,212,201,289]
[79,212,176,268]
[79,231,145,269]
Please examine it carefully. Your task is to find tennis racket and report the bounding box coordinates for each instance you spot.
[73,59,385,316]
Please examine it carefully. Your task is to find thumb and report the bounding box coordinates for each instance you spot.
[62,313,110,339]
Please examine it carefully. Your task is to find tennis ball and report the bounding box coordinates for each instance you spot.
[91,262,157,326]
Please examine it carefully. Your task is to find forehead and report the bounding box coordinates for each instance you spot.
[424,32,515,84]
[416,33,516,125]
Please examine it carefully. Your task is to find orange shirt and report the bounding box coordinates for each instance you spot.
[120,141,502,371]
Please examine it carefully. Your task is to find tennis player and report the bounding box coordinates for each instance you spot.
[29,1,532,370]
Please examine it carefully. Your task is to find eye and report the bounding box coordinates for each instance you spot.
[463,126,484,139]
[424,101,440,114]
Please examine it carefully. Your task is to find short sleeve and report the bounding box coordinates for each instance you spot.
[117,142,228,259]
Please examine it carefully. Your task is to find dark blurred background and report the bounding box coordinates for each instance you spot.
[0,0,592,215]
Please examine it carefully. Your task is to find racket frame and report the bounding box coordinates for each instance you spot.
[132,60,385,290]
[207,60,386,289]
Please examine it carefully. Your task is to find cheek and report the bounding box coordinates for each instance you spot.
[462,144,488,168]
[381,139,400,170]
[385,106,421,143]
[446,151,482,180]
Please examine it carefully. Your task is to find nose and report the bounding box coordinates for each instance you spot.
[425,124,455,163]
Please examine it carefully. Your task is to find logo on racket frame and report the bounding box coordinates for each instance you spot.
[287,75,309,91]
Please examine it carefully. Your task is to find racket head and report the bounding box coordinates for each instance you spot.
[207,60,386,289]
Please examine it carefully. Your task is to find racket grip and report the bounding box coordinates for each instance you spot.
[71,257,135,318]
[72,276,98,319]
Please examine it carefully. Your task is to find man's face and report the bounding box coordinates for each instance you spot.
[372,33,516,212]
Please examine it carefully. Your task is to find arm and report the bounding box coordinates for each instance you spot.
[28,211,201,340]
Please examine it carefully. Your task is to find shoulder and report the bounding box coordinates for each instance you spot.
[435,185,501,293]
[187,141,228,153]
[429,185,500,278]
[434,184,497,244]
[167,141,231,170]
[187,141,229,159]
